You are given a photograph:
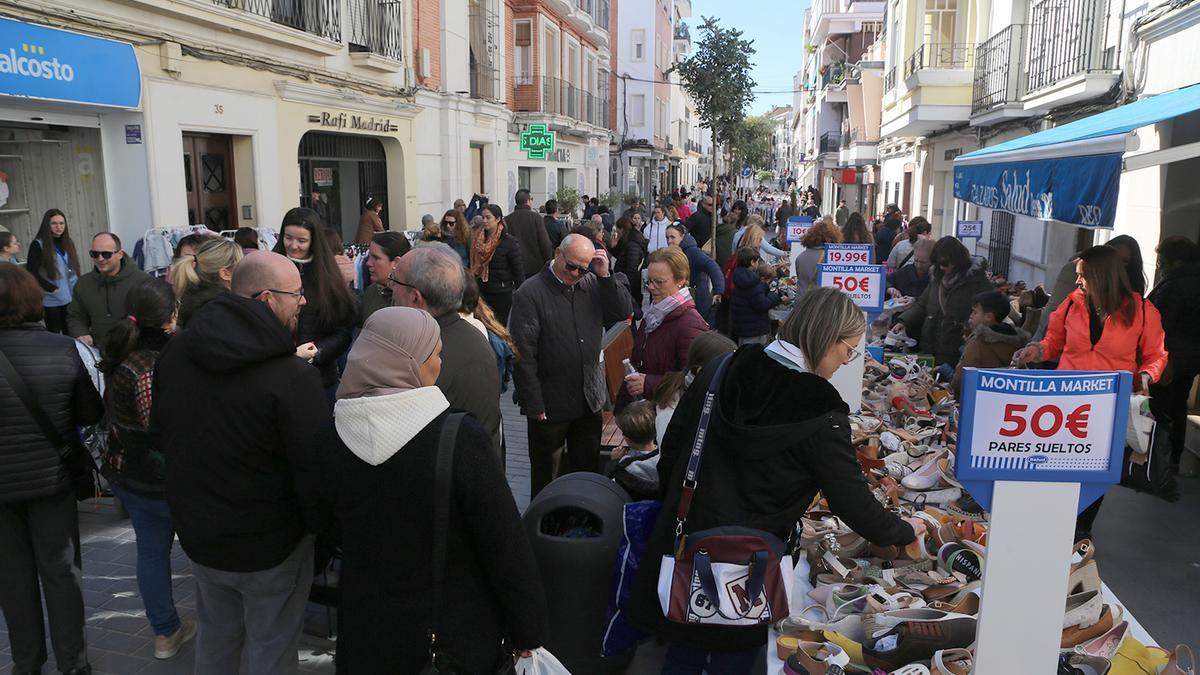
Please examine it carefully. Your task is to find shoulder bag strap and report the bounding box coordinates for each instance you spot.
[428,412,466,662]
[898,249,915,269]
[0,347,74,460]
[674,352,734,536]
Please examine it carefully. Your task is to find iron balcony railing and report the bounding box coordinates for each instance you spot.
[821,61,847,88]
[1026,0,1112,93]
[904,42,975,79]
[884,67,896,92]
[516,76,608,128]
[348,0,402,61]
[220,0,340,41]
[819,132,841,154]
[468,0,500,100]
[972,24,1027,113]
[470,63,499,101]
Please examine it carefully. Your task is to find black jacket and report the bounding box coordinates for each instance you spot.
[505,205,553,278]
[628,347,915,651]
[177,281,225,329]
[0,325,104,503]
[153,294,328,572]
[544,214,568,249]
[875,223,899,261]
[292,260,356,388]
[730,267,780,339]
[685,208,714,248]
[435,311,501,453]
[478,231,525,295]
[887,264,932,299]
[612,229,647,284]
[509,266,633,420]
[1148,262,1200,370]
[315,411,547,673]
[898,260,993,365]
[24,238,73,294]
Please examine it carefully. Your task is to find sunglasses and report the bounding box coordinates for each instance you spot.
[253,287,305,299]
[386,272,417,290]
[564,260,591,274]
[89,250,118,259]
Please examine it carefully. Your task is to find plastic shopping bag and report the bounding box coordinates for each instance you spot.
[515,647,572,675]
[1125,394,1155,455]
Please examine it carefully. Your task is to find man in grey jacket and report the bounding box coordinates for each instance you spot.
[509,234,633,497]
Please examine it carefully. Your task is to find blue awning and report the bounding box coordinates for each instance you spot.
[953,83,1200,229]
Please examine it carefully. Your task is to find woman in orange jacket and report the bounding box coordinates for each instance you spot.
[1014,244,1168,540]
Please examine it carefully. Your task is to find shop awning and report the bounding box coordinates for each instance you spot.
[953,83,1200,229]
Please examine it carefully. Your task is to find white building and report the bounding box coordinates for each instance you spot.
[766,105,794,185]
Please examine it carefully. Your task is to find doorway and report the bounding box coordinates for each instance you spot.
[298,131,388,241]
[183,132,237,230]
[470,145,485,196]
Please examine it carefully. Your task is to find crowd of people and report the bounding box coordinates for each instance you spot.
[0,178,1197,674]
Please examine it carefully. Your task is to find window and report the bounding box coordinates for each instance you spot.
[631,29,645,61]
[630,94,645,125]
[514,20,532,84]
[543,27,559,79]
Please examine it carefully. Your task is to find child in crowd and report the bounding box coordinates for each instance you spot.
[730,246,781,346]
[951,290,1030,396]
[606,400,660,500]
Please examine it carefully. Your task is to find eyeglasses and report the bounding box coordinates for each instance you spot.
[89,250,118,259]
[386,272,417,290]
[564,260,591,274]
[442,219,456,225]
[841,338,862,363]
[253,288,304,300]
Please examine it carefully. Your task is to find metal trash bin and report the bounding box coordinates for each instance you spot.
[523,472,632,674]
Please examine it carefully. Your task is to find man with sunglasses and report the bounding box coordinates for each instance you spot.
[509,234,633,497]
[66,232,148,350]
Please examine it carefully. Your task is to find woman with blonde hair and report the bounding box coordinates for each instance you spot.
[170,238,244,328]
[735,214,787,262]
[793,216,843,296]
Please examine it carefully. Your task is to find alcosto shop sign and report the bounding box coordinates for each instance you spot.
[0,17,141,108]
[955,368,1131,674]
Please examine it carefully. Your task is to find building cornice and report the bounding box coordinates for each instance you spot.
[274,81,420,118]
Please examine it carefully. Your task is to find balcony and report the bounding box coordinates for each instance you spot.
[903,42,975,86]
[971,24,1034,125]
[1023,0,1119,111]
[884,67,896,92]
[218,0,340,41]
[470,63,499,101]
[513,76,608,131]
[809,0,886,44]
[819,132,842,154]
[686,139,702,154]
[468,1,500,100]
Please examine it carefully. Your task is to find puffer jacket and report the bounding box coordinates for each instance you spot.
[0,324,104,503]
[951,322,1029,396]
[898,259,993,364]
[1147,261,1200,370]
[730,267,781,339]
[66,259,149,350]
[1038,288,1168,382]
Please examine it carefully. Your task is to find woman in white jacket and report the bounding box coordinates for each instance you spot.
[643,205,673,253]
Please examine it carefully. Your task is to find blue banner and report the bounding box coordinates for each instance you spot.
[0,18,140,108]
[952,153,1121,229]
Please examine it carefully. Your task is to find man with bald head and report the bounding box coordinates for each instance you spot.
[509,234,633,496]
[152,251,327,675]
[66,231,148,349]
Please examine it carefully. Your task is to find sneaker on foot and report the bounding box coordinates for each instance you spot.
[155,619,197,660]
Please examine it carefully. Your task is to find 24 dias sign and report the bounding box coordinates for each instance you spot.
[817,263,886,312]
[823,243,873,265]
[956,368,1130,512]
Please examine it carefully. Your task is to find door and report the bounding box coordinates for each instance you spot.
[470,145,485,196]
[183,133,237,230]
[902,169,913,218]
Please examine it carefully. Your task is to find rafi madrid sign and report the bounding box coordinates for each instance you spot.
[0,17,140,108]
[520,124,556,160]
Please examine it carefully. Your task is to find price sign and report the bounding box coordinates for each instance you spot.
[956,219,983,239]
[785,216,813,244]
[824,243,873,265]
[956,368,1131,512]
[817,263,886,312]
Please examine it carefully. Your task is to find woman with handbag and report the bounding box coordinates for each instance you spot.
[1014,244,1168,541]
[314,307,546,674]
[0,265,104,675]
[98,278,196,659]
[628,287,924,674]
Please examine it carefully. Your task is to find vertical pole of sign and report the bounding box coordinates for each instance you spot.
[973,480,1078,674]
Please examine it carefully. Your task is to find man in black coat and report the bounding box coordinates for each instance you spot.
[391,245,502,455]
[509,234,633,497]
[543,199,568,249]
[1148,236,1200,469]
[152,252,328,675]
[0,265,103,675]
[505,189,554,281]
[685,194,716,248]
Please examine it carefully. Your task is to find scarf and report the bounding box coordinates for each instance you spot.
[336,307,440,399]
[470,224,504,282]
[643,287,692,334]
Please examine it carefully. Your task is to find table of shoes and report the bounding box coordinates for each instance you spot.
[765,299,1190,675]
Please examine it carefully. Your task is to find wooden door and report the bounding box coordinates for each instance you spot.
[183,133,237,230]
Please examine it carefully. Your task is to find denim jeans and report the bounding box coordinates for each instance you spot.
[110,483,181,637]
[661,643,762,675]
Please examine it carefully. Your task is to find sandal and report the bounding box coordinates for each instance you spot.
[932,648,974,675]
[1160,644,1196,675]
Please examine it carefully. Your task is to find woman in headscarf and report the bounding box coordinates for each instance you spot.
[470,204,523,325]
[316,307,547,673]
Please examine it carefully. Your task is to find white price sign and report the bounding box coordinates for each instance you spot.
[785,216,812,243]
[824,243,873,265]
[817,264,886,312]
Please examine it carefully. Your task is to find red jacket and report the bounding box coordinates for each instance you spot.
[627,301,709,401]
[1038,288,1168,382]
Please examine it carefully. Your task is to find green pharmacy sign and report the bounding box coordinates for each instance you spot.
[520,124,555,159]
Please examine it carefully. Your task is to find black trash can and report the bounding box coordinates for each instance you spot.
[523,472,632,674]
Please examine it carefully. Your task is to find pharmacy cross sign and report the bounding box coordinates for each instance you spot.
[520,124,555,159]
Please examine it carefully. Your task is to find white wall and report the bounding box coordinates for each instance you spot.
[98,110,154,242]
[616,0,656,143]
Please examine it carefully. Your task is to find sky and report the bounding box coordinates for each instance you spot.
[687,0,809,116]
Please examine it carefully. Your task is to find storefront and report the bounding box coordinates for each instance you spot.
[0,16,147,249]
[509,123,608,209]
